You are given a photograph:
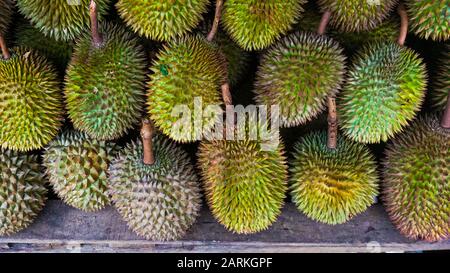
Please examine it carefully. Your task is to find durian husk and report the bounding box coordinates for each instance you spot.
[406,0,450,41]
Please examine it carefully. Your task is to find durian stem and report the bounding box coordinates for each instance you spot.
[141,119,155,165]
[397,3,408,46]
[207,0,224,42]
[0,35,10,60]
[317,11,331,35]
[90,0,103,48]
[221,82,232,106]
[441,93,450,129]
[327,97,338,149]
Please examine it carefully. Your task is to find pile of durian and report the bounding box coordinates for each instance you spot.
[0,0,448,243]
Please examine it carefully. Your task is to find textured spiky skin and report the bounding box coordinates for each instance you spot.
[339,42,427,144]
[16,0,111,41]
[0,0,14,35]
[432,46,449,111]
[43,130,118,212]
[254,32,346,128]
[148,35,227,143]
[116,0,209,42]
[290,131,379,225]
[318,0,398,32]
[109,136,202,241]
[0,149,47,236]
[222,0,306,51]
[15,22,74,72]
[406,0,450,41]
[65,23,147,141]
[383,115,450,242]
[198,136,288,234]
[0,47,64,151]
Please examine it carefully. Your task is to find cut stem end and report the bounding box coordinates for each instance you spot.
[327,97,338,150]
[207,0,224,42]
[90,0,103,48]
[141,119,155,165]
[0,35,11,60]
[397,3,408,46]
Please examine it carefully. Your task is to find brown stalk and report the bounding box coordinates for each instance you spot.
[441,93,450,129]
[0,35,11,60]
[141,119,155,165]
[207,0,224,42]
[397,3,408,46]
[90,0,103,48]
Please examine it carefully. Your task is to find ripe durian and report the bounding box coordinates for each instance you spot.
[432,46,449,111]
[0,47,64,151]
[116,0,209,42]
[147,35,227,142]
[43,130,118,212]
[383,115,450,242]
[339,42,427,143]
[0,149,47,236]
[317,0,398,32]
[109,123,202,241]
[65,21,147,140]
[222,0,306,50]
[254,32,346,128]
[0,0,13,35]
[406,0,450,41]
[290,131,379,225]
[16,0,111,41]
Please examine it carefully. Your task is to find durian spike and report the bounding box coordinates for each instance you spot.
[89,0,103,48]
[207,0,224,42]
[0,34,10,59]
[141,119,155,165]
[441,93,450,129]
[317,11,337,149]
[397,3,408,46]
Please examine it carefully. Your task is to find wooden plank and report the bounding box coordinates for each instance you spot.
[0,200,449,253]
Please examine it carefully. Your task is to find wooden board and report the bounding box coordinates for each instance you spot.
[0,200,449,253]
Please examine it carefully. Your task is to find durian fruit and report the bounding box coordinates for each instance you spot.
[0,149,47,236]
[339,42,427,143]
[290,131,379,225]
[0,0,14,35]
[109,123,202,241]
[432,46,449,111]
[222,0,306,51]
[0,47,64,151]
[116,0,209,42]
[16,0,111,41]
[147,35,227,142]
[317,0,398,32]
[43,130,118,212]
[254,32,346,128]
[406,0,450,41]
[64,22,147,140]
[383,115,450,242]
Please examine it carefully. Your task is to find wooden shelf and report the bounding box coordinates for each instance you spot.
[0,200,449,253]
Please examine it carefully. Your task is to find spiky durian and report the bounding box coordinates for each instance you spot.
[16,0,111,41]
[406,0,450,41]
[222,0,306,51]
[254,32,346,128]
[432,46,449,111]
[198,125,288,234]
[339,42,427,144]
[317,0,398,32]
[383,115,450,242]
[109,135,202,241]
[65,23,146,140]
[43,130,118,212]
[116,0,209,42]
[0,149,47,236]
[148,35,227,143]
[290,131,379,225]
[0,47,64,151]
[0,0,14,35]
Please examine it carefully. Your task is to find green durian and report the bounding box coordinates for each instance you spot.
[65,22,147,140]
[0,149,47,236]
[0,47,64,151]
[198,126,288,234]
[0,0,14,35]
[147,35,227,143]
[317,0,398,32]
[254,32,346,128]
[290,131,379,225]
[16,0,111,41]
[109,135,202,241]
[432,46,449,111]
[43,130,118,212]
[116,0,209,42]
[406,0,450,41]
[222,0,306,51]
[339,42,427,144]
[383,115,450,242]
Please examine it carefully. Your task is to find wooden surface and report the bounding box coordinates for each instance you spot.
[0,200,449,253]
